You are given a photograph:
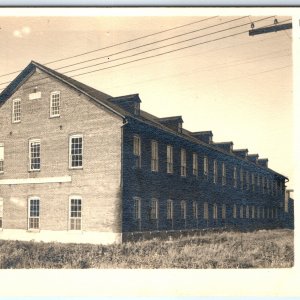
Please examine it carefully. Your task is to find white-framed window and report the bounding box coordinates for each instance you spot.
[167,145,173,174]
[240,168,244,190]
[246,171,250,190]
[50,91,61,117]
[213,203,218,219]
[133,197,141,220]
[28,197,40,230]
[213,159,218,184]
[204,202,209,220]
[233,166,237,188]
[133,135,141,169]
[203,156,208,178]
[192,153,198,176]
[29,139,41,171]
[222,163,226,186]
[252,173,255,192]
[167,199,173,220]
[180,200,187,220]
[0,197,3,229]
[251,206,255,219]
[246,205,250,218]
[12,98,21,123]
[222,204,226,219]
[240,205,244,218]
[150,198,159,220]
[180,149,186,177]
[69,134,83,168]
[0,143,4,173]
[69,197,82,230]
[192,201,198,219]
[151,140,159,172]
[233,204,237,219]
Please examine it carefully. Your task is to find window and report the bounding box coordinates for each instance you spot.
[246,171,250,190]
[134,102,140,115]
[167,145,173,174]
[192,201,198,219]
[251,206,255,219]
[28,197,40,229]
[262,207,265,219]
[69,197,82,230]
[133,197,141,220]
[222,204,226,219]
[233,204,237,219]
[240,205,244,218]
[12,99,21,123]
[180,200,187,219]
[275,208,278,219]
[257,174,260,190]
[213,204,218,219]
[246,205,250,218]
[151,140,159,172]
[204,202,209,220]
[203,156,208,178]
[233,167,237,188]
[257,207,260,219]
[213,160,218,184]
[133,135,141,169]
[180,149,186,177]
[240,168,244,190]
[150,198,159,220]
[0,197,3,229]
[266,179,270,194]
[192,153,198,176]
[222,163,226,185]
[29,139,41,171]
[0,143,4,173]
[50,91,60,117]
[167,199,173,220]
[178,122,182,133]
[70,135,83,168]
[267,208,270,219]
[262,177,265,194]
[252,173,255,192]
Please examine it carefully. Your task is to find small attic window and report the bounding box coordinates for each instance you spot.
[29,87,41,100]
[134,102,140,115]
[178,122,182,133]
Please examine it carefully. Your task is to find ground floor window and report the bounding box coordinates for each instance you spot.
[240,205,244,218]
[213,204,218,219]
[69,197,82,230]
[193,201,198,219]
[167,199,173,220]
[133,197,141,220]
[180,201,187,220]
[150,198,159,220]
[233,204,237,218]
[28,197,40,229]
[222,204,226,219]
[204,202,209,220]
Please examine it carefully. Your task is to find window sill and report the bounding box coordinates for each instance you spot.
[27,229,40,233]
[50,115,60,119]
[12,121,21,124]
[69,167,83,170]
[28,170,40,172]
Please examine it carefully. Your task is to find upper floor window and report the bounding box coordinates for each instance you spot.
[150,198,159,220]
[233,166,237,188]
[266,178,270,194]
[28,197,40,230]
[193,201,198,219]
[167,145,173,174]
[180,200,187,220]
[192,153,198,176]
[240,168,244,190]
[222,163,226,186]
[203,156,208,179]
[70,135,83,168]
[12,98,21,123]
[213,204,218,219]
[133,135,141,169]
[151,140,159,172]
[0,197,3,229]
[204,202,209,220]
[257,174,260,188]
[262,177,265,194]
[133,197,141,220]
[251,173,255,192]
[69,197,82,230]
[29,139,41,171]
[246,171,250,190]
[50,91,61,117]
[167,199,173,220]
[213,160,218,184]
[0,143,4,173]
[180,149,186,177]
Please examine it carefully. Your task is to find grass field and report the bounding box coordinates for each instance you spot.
[0,229,294,269]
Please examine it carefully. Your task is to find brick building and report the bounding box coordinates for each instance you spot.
[0,61,291,244]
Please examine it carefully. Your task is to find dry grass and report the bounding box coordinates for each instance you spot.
[0,229,294,269]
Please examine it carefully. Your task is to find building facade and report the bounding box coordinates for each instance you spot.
[0,61,291,244]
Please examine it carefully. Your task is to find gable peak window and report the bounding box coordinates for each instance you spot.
[69,134,83,169]
[50,91,61,117]
[29,139,41,171]
[12,98,21,123]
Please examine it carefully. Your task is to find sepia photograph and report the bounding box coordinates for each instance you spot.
[0,6,296,278]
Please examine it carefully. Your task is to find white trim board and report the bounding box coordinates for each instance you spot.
[0,176,72,185]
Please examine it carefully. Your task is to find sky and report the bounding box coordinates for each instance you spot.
[0,8,294,189]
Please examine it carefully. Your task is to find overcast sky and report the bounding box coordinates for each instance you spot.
[0,8,294,189]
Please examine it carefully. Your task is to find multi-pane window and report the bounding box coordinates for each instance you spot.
[192,153,198,176]
[167,199,173,220]
[180,200,187,219]
[50,91,60,117]
[222,163,226,185]
[203,156,208,178]
[213,204,218,219]
[29,139,41,171]
[240,205,244,218]
[151,140,159,172]
[133,197,141,220]
[12,99,21,123]
[150,198,159,220]
[167,145,173,174]
[222,204,226,219]
[70,197,82,230]
[0,197,3,229]
[240,169,244,190]
[133,135,141,169]
[28,198,40,229]
[251,173,255,192]
[246,171,250,190]
[233,204,237,218]
[180,149,187,177]
[192,201,198,219]
[0,143,4,173]
[70,135,83,168]
[233,167,237,188]
[213,160,218,184]
[204,202,209,220]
